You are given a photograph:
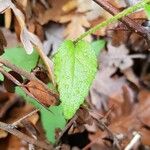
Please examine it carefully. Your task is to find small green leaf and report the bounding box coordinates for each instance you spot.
[41,105,66,143]
[0,46,39,80]
[54,40,97,119]
[15,87,66,143]
[144,4,150,19]
[91,39,106,57]
[3,46,39,71]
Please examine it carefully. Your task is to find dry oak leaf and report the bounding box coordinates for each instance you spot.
[37,0,69,25]
[89,88,150,148]
[104,89,150,146]
[26,80,58,106]
[60,14,91,41]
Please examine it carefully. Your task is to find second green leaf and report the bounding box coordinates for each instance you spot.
[54,40,97,119]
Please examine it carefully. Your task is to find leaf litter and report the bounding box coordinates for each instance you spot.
[0,0,149,149]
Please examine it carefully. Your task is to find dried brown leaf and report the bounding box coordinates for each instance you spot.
[60,14,91,41]
[26,80,58,106]
[37,0,69,25]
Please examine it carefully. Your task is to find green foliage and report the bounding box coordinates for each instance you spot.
[40,105,66,143]
[3,46,39,71]
[0,46,66,143]
[15,87,66,143]
[0,46,39,80]
[53,40,97,119]
[144,4,150,19]
[91,39,106,57]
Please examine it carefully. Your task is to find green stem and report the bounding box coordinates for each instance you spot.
[75,0,150,42]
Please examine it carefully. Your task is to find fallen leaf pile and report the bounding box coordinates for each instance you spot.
[0,0,150,149]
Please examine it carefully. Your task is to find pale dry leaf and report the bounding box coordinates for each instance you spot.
[37,0,69,25]
[43,23,65,55]
[0,0,36,54]
[100,41,145,71]
[77,0,105,21]
[61,14,91,41]
[20,27,43,54]
[90,67,126,109]
[105,42,133,70]
[20,28,35,54]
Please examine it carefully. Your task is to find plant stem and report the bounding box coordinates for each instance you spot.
[0,121,52,150]
[0,57,58,96]
[75,0,150,42]
[93,0,150,43]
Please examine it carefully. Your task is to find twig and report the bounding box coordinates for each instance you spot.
[12,109,39,127]
[75,0,150,42]
[0,57,58,97]
[124,132,141,150]
[35,46,55,85]
[55,115,78,145]
[0,121,52,150]
[0,67,53,112]
[93,0,150,45]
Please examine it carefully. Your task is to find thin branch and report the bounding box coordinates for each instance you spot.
[75,0,150,42]
[0,121,52,150]
[0,67,53,112]
[55,115,78,145]
[0,57,58,97]
[12,109,39,127]
[35,46,55,85]
[93,0,150,44]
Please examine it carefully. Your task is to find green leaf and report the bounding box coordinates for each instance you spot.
[15,87,66,143]
[53,40,97,119]
[0,46,39,80]
[41,105,66,143]
[3,46,39,71]
[91,39,106,57]
[144,4,150,19]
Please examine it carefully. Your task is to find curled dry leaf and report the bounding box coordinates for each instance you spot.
[37,0,69,25]
[76,0,105,21]
[0,0,37,54]
[20,27,43,54]
[0,0,55,83]
[26,80,58,106]
[60,14,91,41]
[92,89,150,148]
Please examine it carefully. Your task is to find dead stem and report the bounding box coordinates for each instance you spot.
[55,115,78,145]
[93,0,150,47]
[0,67,53,112]
[12,109,39,127]
[0,121,52,150]
[0,57,58,97]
